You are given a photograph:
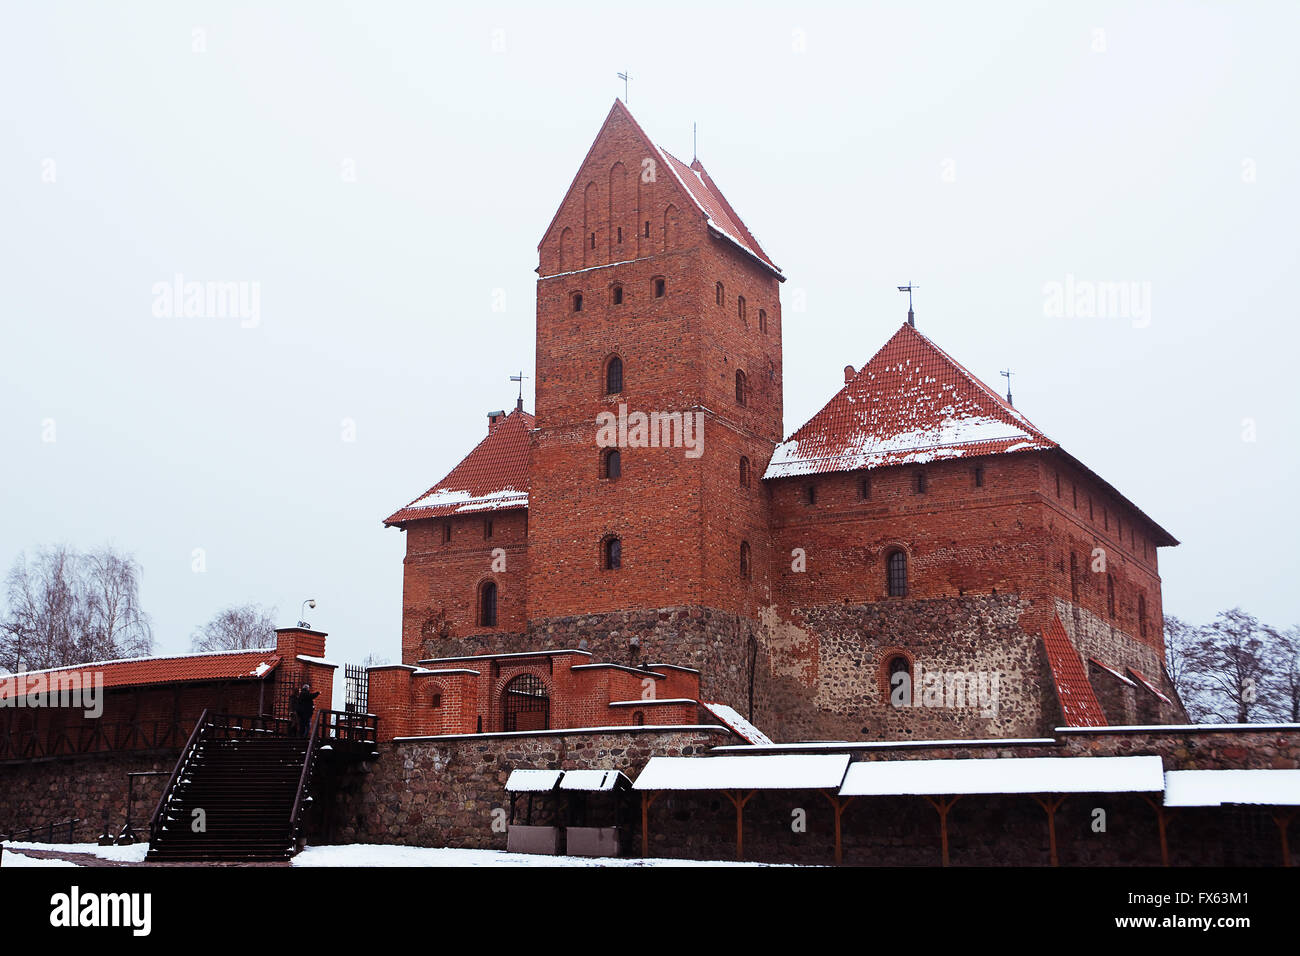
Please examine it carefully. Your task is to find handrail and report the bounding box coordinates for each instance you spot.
[147,708,211,846]
[288,709,322,842]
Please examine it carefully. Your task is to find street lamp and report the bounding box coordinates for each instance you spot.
[298,599,317,629]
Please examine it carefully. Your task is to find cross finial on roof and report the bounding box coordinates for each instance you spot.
[897,282,919,328]
[617,71,632,103]
[510,371,529,412]
[1000,369,1014,406]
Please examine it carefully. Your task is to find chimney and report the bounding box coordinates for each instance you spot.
[487,409,506,433]
[843,365,856,384]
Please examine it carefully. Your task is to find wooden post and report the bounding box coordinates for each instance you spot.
[1141,795,1170,866]
[819,790,856,865]
[1031,795,1067,866]
[1273,809,1295,867]
[639,791,660,858]
[922,795,961,866]
[720,790,756,860]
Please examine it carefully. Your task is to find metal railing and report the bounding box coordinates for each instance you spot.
[146,708,212,847]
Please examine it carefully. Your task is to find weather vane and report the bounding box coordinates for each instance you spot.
[897,282,919,327]
[617,71,632,103]
[510,371,529,411]
[1000,369,1014,406]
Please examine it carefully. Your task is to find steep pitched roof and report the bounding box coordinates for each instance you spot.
[766,322,1055,479]
[384,408,533,526]
[1127,666,1173,705]
[2,649,281,693]
[538,100,781,277]
[1042,615,1108,727]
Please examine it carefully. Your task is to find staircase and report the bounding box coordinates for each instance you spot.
[146,711,320,862]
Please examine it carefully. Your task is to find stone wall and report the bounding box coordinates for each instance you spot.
[0,749,178,842]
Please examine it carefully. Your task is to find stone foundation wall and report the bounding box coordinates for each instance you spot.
[0,750,178,842]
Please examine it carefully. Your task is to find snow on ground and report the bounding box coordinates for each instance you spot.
[293,844,796,867]
[2,840,151,863]
[0,849,79,867]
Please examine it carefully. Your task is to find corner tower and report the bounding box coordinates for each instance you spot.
[527,100,784,656]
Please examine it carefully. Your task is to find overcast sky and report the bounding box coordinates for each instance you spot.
[2,1,1297,681]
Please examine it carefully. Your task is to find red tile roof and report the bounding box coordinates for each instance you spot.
[766,322,1055,480]
[538,100,781,278]
[1127,667,1173,705]
[1042,615,1108,727]
[2,650,281,693]
[385,408,534,526]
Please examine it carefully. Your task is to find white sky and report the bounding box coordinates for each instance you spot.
[2,1,1297,677]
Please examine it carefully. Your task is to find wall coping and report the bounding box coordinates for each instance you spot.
[712,737,1060,753]
[392,724,737,743]
[1056,723,1300,735]
[418,649,593,665]
[608,698,696,707]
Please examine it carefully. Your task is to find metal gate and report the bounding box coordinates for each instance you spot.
[502,673,549,732]
[344,664,369,714]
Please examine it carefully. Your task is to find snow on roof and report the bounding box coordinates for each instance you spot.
[384,408,534,525]
[0,649,281,692]
[764,322,1055,481]
[559,770,631,792]
[505,769,562,793]
[700,702,773,746]
[711,737,1058,753]
[1127,667,1173,705]
[633,754,851,792]
[297,655,338,668]
[838,755,1164,796]
[1088,658,1136,686]
[1163,769,1300,807]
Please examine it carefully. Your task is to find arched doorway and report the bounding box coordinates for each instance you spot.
[501,673,550,732]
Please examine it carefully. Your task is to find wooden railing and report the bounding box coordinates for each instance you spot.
[146,709,212,847]
[0,718,192,762]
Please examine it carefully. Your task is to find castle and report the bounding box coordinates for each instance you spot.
[383,99,1182,743]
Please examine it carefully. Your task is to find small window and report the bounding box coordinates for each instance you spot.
[974,465,985,488]
[739,456,750,488]
[479,581,498,628]
[1138,594,1148,638]
[632,710,645,725]
[860,477,871,499]
[602,448,621,480]
[806,485,816,506]
[735,369,747,406]
[1069,552,1079,602]
[617,226,622,244]
[886,550,908,597]
[653,278,665,298]
[430,693,442,709]
[572,292,583,312]
[589,233,595,249]
[758,309,767,334]
[603,536,622,571]
[1088,498,1094,521]
[739,540,751,579]
[606,355,624,395]
[643,221,650,239]
[738,295,747,324]
[484,518,494,539]
[885,654,911,704]
[913,471,926,494]
[442,521,452,544]
[715,281,724,306]
[611,284,623,305]
[1106,574,1116,618]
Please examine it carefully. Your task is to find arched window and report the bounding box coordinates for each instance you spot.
[886,550,908,597]
[572,291,583,312]
[735,369,747,406]
[715,281,724,306]
[758,308,767,333]
[739,541,751,579]
[738,295,747,324]
[652,277,665,298]
[605,355,624,395]
[884,654,912,705]
[502,673,549,732]
[739,456,750,488]
[602,448,621,480]
[602,536,622,571]
[632,710,645,725]
[478,581,498,628]
[611,283,623,305]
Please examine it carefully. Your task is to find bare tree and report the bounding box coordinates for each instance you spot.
[191,604,278,652]
[1266,626,1300,723]
[1,545,153,672]
[1187,608,1273,723]
[1162,614,1206,720]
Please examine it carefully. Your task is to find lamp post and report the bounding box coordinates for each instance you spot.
[297,599,316,628]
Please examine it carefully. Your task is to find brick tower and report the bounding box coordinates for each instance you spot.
[527,100,785,636]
